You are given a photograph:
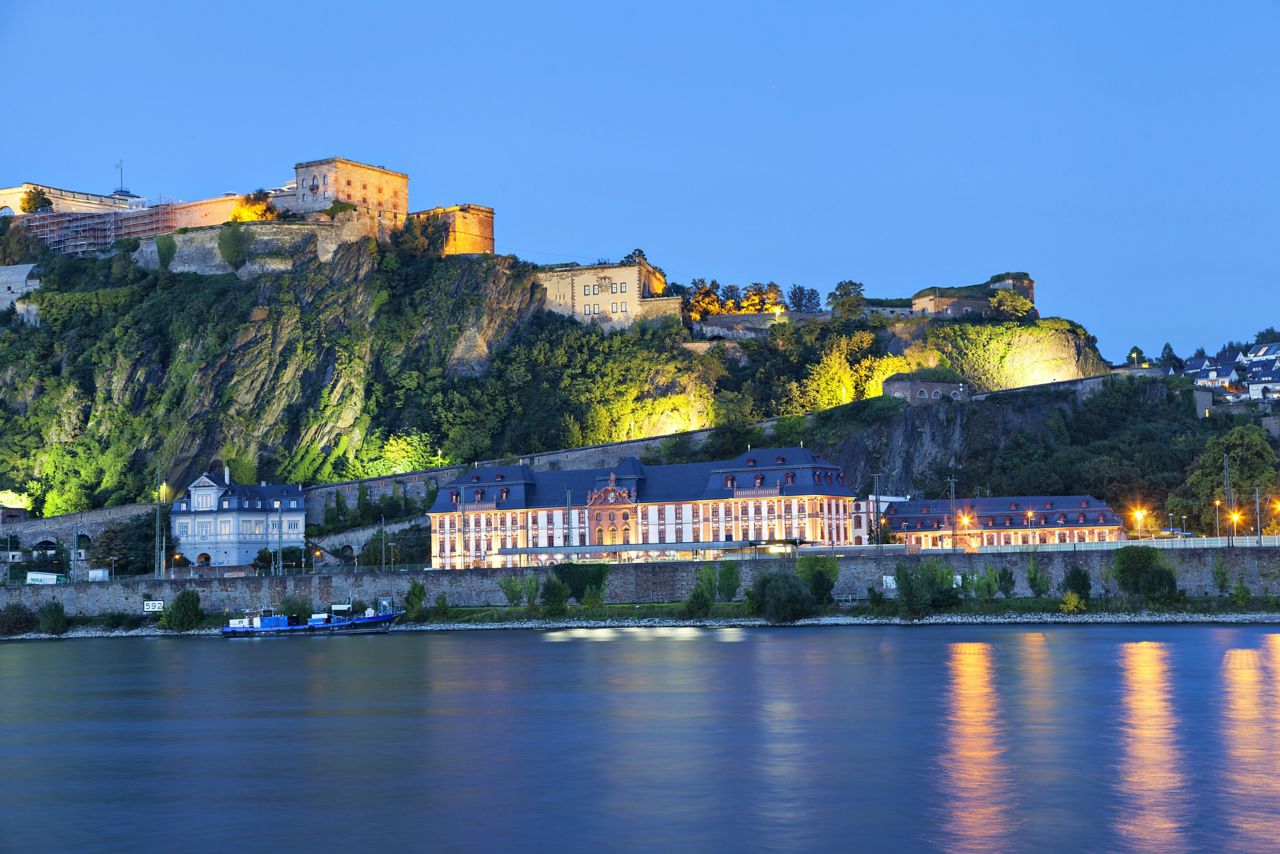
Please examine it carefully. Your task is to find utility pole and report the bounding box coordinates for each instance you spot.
[1257,487,1263,547]
[1224,453,1234,547]
[946,475,958,552]
[154,464,163,578]
[871,471,882,548]
[380,515,386,572]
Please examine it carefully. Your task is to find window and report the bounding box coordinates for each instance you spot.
[240,520,252,534]
[785,472,795,485]
[499,488,509,501]
[595,527,604,543]
[620,303,627,312]
[197,522,211,537]
[611,282,618,293]
[346,179,352,187]
[754,474,764,487]
[222,500,228,509]
[451,491,459,503]
[583,285,590,296]
[290,500,297,508]
[273,500,280,509]
[194,493,213,510]
[178,523,189,537]
[474,489,484,501]
[583,306,591,316]
[725,476,735,489]
[917,389,927,398]
[592,284,600,295]
[219,521,230,536]
[323,175,327,185]
[362,183,367,190]
[611,302,617,313]
[287,520,299,532]
[620,282,627,293]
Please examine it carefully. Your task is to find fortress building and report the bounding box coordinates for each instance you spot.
[535,254,682,329]
[428,447,869,569]
[409,204,495,255]
[273,157,410,233]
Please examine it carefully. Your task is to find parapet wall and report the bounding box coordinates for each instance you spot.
[6,546,1278,615]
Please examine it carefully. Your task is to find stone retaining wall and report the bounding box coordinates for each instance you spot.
[5,546,1279,616]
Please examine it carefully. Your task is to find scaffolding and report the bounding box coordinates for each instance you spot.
[16,204,176,255]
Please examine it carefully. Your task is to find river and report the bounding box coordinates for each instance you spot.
[3,625,1279,852]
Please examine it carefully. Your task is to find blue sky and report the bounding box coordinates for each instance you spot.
[3,1,1277,359]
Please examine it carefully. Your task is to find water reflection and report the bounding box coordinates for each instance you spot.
[941,642,1014,853]
[1116,642,1187,852]
[1222,645,1280,851]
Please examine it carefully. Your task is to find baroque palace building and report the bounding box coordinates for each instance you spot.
[884,495,1124,550]
[427,448,869,569]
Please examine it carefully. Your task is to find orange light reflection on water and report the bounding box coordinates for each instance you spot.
[1116,642,1188,852]
[941,642,1014,853]
[1222,647,1280,851]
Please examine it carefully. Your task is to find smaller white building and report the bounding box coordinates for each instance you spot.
[171,467,305,567]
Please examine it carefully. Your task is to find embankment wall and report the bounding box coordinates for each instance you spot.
[5,546,1279,615]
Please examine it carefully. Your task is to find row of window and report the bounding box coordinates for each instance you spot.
[583,282,627,296]
[178,519,301,537]
[581,303,628,316]
[188,494,298,511]
[304,173,400,197]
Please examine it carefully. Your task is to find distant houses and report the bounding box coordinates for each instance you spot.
[1172,344,1280,401]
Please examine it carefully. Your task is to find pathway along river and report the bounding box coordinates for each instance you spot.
[4,625,1280,852]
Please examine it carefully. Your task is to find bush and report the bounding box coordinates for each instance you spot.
[432,593,449,621]
[866,587,885,607]
[582,584,605,613]
[1113,546,1177,602]
[895,559,961,619]
[541,575,570,617]
[1233,579,1252,609]
[1061,565,1092,601]
[218,222,251,269]
[325,200,357,219]
[0,602,37,636]
[1060,591,1087,613]
[522,574,541,611]
[155,233,176,270]
[36,601,68,635]
[278,594,313,622]
[498,574,524,607]
[970,567,999,604]
[797,555,839,606]
[404,580,426,621]
[1026,557,1052,598]
[686,566,717,618]
[717,561,741,601]
[996,567,1016,598]
[751,570,817,623]
[163,589,203,632]
[554,563,610,604]
[1213,557,1231,596]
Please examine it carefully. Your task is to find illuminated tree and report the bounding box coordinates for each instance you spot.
[988,290,1034,320]
[19,187,52,213]
[229,188,278,222]
[1173,425,1280,533]
[684,278,722,320]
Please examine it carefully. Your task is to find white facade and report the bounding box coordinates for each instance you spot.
[171,468,305,567]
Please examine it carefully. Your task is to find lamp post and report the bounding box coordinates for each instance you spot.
[1231,511,1241,546]
[959,514,971,552]
[1026,509,1035,547]
[1134,509,1146,541]
[1214,499,1222,540]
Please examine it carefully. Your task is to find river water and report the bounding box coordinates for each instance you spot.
[3,625,1279,853]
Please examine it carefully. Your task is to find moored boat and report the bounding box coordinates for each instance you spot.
[222,603,403,638]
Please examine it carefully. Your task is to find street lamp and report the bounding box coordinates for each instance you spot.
[1231,511,1242,544]
[1214,500,1222,540]
[959,514,971,551]
[1133,509,1147,540]
[1026,509,1035,546]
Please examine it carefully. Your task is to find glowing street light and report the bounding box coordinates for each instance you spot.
[1214,499,1222,539]
[1133,508,1147,540]
[1231,511,1242,542]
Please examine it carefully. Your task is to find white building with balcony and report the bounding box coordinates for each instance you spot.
[171,467,305,567]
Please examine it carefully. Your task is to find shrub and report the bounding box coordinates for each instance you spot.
[1113,546,1178,602]
[1213,557,1231,597]
[218,222,251,269]
[404,580,426,621]
[277,594,313,622]
[686,566,717,617]
[797,555,839,606]
[866,587,885,607]
[0,602,37,636]
[352,599,368,615]
[971,567,999,604]
[155,233,176,270]
[996,567,1016,598]
[163,589,203,632]
[717,561,741,601]
[1026,557,1052,598]
[751,570,817,623]
[522,574,541,612]
[432,593,449,621]
[895,559,961,619]
[1233,579,1252,609]
[36,601,68,635]
[1061,565,1092,601]
[498,574,524,607]
[541,575,570,617]
[1060,591,1087,613]
[553,563,610,604]
[582,584,605,613]
[325,200,357,219]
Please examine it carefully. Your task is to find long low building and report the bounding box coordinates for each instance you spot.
[428,447,871,569]
[884,495,1125,550]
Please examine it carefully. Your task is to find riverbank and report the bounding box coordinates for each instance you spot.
[7,609,1280,641]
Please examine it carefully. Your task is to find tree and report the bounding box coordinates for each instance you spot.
[684,278,722,320]
[1126,345,1147,366]
[163,589,203,632]
[894,559,960,618]
[1112,546,1177,601]
[717,561,741,601]
[1026,557,1051,598]
[1177,425,1280,534]
[0,603,37,636]
[498,574,524,607]
[720,284,742,311]
[751,570,816,622]
[91,511,165,576]
[686,565,717,617]
[988,290,1034,320]
[797,555,839,605]
[1061,565,1092,601]
[19,187,52,213]
[996,566,1016,598]
[522,574,541,611]
[787,284,822,314]
[404,580,426,621]
[826,280,866,319]
[277,594,313,622]
[541,575,570,616]
[1158,342,1183,372]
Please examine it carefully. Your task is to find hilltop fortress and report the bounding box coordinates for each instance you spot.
[0,156,493,257]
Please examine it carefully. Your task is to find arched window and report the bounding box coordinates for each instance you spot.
[917,389,927,398]
[725,476,735,489]
[0,206,13,218]
[499,488,509,501]
[595,512,602,522]
[474,489,484,501]
[950,391,960,400]
[623,528,631,544]
[608,527,617,544]
[450,491,459,503]
[931,390,942,399]
[595,527,604,544]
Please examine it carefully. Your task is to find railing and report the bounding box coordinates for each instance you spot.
[959,536,1280,553]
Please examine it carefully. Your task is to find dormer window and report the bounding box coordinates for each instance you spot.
[474,489,484,501]
[499,488,509,501]
[725,476,735,489]
[451,491,459,504]
[747,458,756,467]
[754,474,764,487]
[495,473,505,481]
[1010,502,1019,510]
[471,474,480,482]
[784,472,795,485]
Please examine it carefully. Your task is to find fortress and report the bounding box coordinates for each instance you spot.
[0,157,493,256]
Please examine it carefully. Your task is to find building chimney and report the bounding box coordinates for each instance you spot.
[224,465,232,485]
